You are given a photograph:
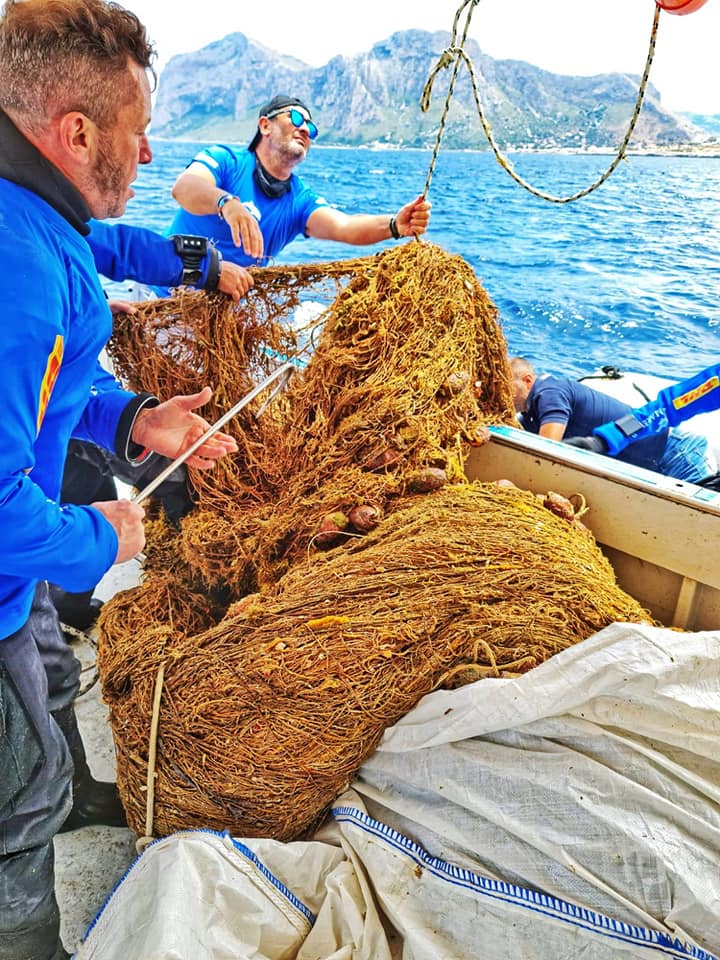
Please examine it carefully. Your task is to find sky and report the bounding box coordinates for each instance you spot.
[126,0,720,115]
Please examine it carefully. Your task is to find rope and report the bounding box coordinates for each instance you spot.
[420,0,661,204]
[569,492,589,520]
[135,660,165,854]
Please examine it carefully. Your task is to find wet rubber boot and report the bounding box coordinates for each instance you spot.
[52,705,127,832]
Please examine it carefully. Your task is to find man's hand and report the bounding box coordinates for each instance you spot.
[108,299,137,316]
[132,387,239,469]
[395,195,432,237]
[173,169,264,258]
[220,199,264,259]
[217,261,254,301]
[91,499,145,564]
[564,435,608,454]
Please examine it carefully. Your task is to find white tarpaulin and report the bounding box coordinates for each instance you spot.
[76,623,720,960]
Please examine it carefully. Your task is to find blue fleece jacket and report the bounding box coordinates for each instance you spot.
[87,219,218,288]
[0,178,135,638]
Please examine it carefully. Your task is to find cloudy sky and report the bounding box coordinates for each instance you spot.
[128,0,720,115]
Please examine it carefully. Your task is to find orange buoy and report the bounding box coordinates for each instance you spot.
[655,0,710,13]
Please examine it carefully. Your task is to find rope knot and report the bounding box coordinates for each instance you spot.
[437,47,460,70]
[420,47,462,112]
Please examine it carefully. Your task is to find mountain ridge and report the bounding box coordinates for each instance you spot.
[151,29,711,150]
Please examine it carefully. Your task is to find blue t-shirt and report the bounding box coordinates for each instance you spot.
[165,145,329,267]
[522,374,668,471]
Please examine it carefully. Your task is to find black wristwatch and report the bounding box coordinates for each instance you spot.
[171,234,208,287]
[204,244,222,292]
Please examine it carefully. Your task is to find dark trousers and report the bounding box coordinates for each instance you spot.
[51,441,120,618]
[0,585,76,955]
[53,440,192,623]
[62,439,193,523]
[61,440,118,505]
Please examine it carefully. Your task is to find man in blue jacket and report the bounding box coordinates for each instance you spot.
[0,2,237,957]
[509,357,713,482]
[49,221,252,632]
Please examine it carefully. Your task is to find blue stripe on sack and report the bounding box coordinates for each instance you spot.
[79,827,315,948]
[330,806,718,960]
[224,832,315,924]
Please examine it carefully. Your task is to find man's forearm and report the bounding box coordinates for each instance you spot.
[309,211,399,246]
[172,173,230,216]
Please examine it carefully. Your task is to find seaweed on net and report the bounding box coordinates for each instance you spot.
[100,241,649,841]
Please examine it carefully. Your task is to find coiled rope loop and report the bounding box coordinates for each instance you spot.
[421,0,661,204]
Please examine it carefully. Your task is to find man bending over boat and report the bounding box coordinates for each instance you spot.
[157,93,431,292]
[509,357,715,483]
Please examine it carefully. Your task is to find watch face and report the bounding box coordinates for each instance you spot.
[174,235,207,256]
[172,235,207,286]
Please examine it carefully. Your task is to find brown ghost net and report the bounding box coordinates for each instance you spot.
[99,241,649,841]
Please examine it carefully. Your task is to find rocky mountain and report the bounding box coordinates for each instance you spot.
[151,30,704,149]
[682,112,720,139]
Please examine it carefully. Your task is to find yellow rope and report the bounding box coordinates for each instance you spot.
[421,0,661,204]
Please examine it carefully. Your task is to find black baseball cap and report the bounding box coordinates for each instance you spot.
[248,95,312,151]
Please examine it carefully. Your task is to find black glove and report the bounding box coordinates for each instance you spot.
[563,435,608,454]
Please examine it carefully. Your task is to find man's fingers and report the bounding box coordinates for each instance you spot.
[174,385,212,412]
[240,220,263,259]
[185,454,215,470]
[186,434,238,462]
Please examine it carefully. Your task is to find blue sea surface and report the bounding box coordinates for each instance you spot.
[120,141,720,380]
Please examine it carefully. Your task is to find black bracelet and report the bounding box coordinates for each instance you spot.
[203,245,222,291]
[389,216,401,239]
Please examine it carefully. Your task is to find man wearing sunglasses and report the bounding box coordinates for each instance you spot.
[164,94,432,290]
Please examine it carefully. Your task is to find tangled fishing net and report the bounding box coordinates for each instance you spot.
[99,241,649,840]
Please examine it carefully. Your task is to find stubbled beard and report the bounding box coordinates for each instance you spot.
[286,139,307,160]
[91,131,130,218]
[275,133,307,165]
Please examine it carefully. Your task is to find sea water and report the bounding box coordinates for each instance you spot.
[117,141,720,380]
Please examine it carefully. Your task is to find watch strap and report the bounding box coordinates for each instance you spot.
[170,234,207,287]
[203,245,222,291]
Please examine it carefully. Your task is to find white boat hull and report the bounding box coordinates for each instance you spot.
[467,426,720,630]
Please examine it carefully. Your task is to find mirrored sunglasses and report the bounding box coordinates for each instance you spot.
[284,108,318,140]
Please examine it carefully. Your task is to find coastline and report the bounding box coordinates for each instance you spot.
[148,134,720,157]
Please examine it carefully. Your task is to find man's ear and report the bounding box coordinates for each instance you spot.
[56,111,96,166]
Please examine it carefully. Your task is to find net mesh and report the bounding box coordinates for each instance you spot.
[99,241,649,839]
